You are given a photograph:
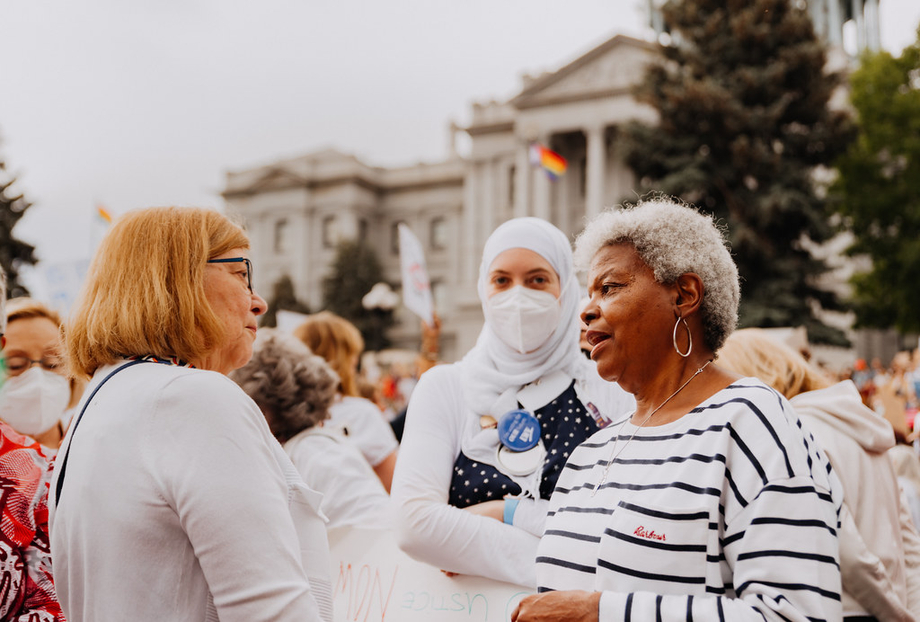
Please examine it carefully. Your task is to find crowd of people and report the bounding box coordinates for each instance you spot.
[0,198,916,621]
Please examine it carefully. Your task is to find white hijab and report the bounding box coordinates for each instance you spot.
[458,217,587,418]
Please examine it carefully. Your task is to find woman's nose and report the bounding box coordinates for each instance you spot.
[251,291,268,316]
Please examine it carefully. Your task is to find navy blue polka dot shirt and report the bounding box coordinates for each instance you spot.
[448,380,600,507]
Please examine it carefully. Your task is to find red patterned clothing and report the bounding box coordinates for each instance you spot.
[0,421,64,621]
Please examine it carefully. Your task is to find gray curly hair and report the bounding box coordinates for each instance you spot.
[574,197,740,353]
[230,328,340,441]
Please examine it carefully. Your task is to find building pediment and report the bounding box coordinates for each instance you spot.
[251,167,310,192]
[511,34,658,110]
[224,148,388,196]
[223,166,309,197]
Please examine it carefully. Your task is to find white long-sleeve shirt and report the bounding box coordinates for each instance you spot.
[50,361,331,622]
[392,362,633,587]
[328,395,398,467]
[284,426,391,529]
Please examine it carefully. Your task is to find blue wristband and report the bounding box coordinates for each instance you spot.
[503,497,521,525]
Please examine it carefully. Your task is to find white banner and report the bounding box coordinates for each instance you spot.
[397,224,434,326]
[329,527,532,622]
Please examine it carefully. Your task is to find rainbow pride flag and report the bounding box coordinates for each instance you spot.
[529,143,567,179]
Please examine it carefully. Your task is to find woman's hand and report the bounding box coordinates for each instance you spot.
[511,591,600,622]
[462,499,505,521]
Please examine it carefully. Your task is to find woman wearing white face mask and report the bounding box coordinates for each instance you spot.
[392,217,635,587]
[0,299,85,449]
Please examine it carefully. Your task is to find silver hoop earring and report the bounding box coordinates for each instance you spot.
[673,317,692,357]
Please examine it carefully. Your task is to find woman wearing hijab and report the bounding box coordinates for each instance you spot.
[392,217,634,588]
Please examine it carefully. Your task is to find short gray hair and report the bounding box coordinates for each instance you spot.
[230,328,339,440]
[574,197,740,353]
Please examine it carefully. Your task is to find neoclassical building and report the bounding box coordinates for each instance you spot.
[223,4,882,362]
[224,34,658,361]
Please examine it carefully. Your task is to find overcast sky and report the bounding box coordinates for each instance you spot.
[2,0,919,277]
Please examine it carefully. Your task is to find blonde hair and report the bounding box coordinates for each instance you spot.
[7,297,62,327]
[293,311,364,397]
[66,206,249,379]
[717,328,831,399]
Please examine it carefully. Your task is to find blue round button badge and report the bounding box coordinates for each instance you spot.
[497,409,541,452]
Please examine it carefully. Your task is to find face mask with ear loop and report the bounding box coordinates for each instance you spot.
[0,366,71,437]
[483,284,565,354]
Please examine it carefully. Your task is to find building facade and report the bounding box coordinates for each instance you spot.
[222,150,467,358]
[224,4,883,364]
[224,34,658,361]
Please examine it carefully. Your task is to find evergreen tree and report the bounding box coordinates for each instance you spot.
[322,239,393,349]
[831,28,920,333]
[0,158,36,298]
[261,273,310,328]
[621,0,854,344]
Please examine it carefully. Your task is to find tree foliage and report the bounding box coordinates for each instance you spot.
[831,27,920,332]
[621,0,855,344]
[0,158,36,298]
[261,273,311,328]
[322,238,393,350]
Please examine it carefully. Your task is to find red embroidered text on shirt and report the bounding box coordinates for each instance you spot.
[633,526,666,541]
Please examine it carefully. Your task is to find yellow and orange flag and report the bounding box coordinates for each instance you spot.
[96,204,113,225]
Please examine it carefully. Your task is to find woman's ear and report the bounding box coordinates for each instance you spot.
[674,273,704,317]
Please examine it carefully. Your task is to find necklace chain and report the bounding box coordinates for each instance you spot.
[592,359,712,496]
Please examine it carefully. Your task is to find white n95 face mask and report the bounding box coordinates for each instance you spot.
[484,286,562,354]
[0,367,71,437]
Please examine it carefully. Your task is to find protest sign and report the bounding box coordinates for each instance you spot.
[329,527,532,622]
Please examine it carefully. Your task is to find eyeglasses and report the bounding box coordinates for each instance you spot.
[206,257,253,293]
[4,355,63,376]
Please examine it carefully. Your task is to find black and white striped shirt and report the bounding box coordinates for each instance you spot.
[536,379,842,621]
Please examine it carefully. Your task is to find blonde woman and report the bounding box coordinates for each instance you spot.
[719,328,920,622]
[50,207,331,622]
[294,311,399,491]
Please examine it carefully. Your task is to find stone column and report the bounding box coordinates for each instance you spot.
[533,135,551,221]
[852,0,865,52]
[808,0,826,41]
[865,0,880,51]
[585,124,607,222]
[828,0,843,46]
[514,142,530,218]
[481,159,497,244]
[462,162,480,283]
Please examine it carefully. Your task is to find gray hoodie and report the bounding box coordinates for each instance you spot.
[792,380,920,621]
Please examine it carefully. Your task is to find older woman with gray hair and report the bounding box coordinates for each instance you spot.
[231,328,390,529]
[513,198,843,622]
